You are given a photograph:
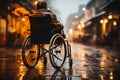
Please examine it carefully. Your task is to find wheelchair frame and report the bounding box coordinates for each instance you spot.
[21,15,72,69]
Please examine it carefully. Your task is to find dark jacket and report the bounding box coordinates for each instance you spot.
[36,9,64,30]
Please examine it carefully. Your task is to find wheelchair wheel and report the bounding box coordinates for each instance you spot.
[22,35,40,69]
[49,33,67,69]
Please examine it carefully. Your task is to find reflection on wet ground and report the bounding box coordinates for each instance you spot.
[71,43,120,80]
[0,44,120,80]
[0,53,81,80]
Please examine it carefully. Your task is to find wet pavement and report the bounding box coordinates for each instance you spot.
[0,43,120,80]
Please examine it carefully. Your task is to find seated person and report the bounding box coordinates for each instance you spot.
[35,1,65,38]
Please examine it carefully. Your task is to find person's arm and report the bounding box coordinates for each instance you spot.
[46,10,64,30]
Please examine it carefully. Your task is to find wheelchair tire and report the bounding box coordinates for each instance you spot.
[22,35,40,69]
[49,33,67,69]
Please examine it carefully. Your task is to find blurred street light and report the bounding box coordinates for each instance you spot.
[22,17,25,21]
[34,1,38,5]
[100,19,104,24]
[69,28,73,34]
[82,7,86,11]
[108,14,112,19]
[75,15,78,19]
[113,21,117,26]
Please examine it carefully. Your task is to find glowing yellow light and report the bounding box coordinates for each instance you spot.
[113,21,117,26]
[75,15,78,19]
[80,20,83,23]
[99,74,104,80]
[101,54,107,60]
[34,1,38,5]
[22,18,25,21]
[100,19,104,24]
[110,76,113,80]
[66,34,68,38]
[100,67,104,70]
[82,7,86,11]
[77,24,81,29]
[109,71,113,80]
[34,0,44,5]
[115,58,118,62]
[104,19,108,23]
[110,71,113,75]
[69,29,73,34]
[100,61,106,67]
[108,14,112,19]
[81,71,88,79]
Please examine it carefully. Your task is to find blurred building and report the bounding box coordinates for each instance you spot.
[0,0,36,47]
[70,0,120,46]
[83,0,120,46]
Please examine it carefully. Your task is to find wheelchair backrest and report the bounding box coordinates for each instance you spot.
[29,14,55,44]
[29,14,52,29]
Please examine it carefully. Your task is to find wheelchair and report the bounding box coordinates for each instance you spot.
[22,14,72,69]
